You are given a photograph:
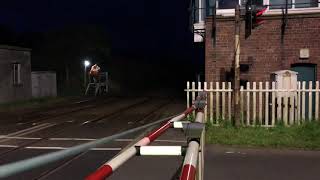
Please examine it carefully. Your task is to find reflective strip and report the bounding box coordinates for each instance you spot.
[139,146,182,156]
[173,122,183,128]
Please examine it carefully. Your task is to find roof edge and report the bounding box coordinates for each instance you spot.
[0,45,31,51]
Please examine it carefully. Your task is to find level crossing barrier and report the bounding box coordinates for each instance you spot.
[0,93,206,180]
[87,92,207,180]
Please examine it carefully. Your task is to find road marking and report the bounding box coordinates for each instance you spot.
[225,151,235,154]
[49,138,96,141]
[0,137,41,140]
[1,123,50,137]
[225,151,246,155]
[48,138,187,143]
[0,144,121,151]
[0,137,186,143]
[81,121,91,125]
[0,145,18,148]
[0,123,56,143]
[115,138,187,143]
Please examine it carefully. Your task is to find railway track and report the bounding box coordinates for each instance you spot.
[0,96,179,180]
[32,99,173,180]
[0,97,153,158]
[16,97,118,125]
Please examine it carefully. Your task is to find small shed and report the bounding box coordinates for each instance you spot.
[31,71,57,98]
[0,45,32,103]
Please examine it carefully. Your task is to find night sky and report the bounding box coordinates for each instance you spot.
[0,0,204,94]
[0,0,198,58]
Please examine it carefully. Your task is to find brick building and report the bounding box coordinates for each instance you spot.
[0,45,32,103]
[191,0,320,85]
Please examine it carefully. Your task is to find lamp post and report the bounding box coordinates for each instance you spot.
[84,60,90,88]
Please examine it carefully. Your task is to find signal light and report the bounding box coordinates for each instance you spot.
[245,0,267,39]
[253,6,267,28]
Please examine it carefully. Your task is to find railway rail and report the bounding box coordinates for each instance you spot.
[0,98,154,156]
[0,96,191,179]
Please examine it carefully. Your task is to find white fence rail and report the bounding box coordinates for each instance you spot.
[185,81,320,127]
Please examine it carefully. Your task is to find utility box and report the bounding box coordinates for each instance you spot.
[271,70,298,97]
[31,71,57,98]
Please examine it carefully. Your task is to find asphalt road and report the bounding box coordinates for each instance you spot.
[0,97,320,180]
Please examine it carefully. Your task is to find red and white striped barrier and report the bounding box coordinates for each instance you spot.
[180,141,199,180]
[86,107,195,180]
[180,109,205,180]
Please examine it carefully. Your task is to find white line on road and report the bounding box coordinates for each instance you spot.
[0,123,56,143]
[115,138,187,143]
[49,138,186,143]
[0,137,41,140]
[0,137,186,143]
[1,123,51,138]
[49,137,96,141]
[0,144,121,151]
[0,145,18,148]
[225,151,235,154]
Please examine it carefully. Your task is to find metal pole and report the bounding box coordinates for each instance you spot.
[84,66,87,88]
[234,5,241,127]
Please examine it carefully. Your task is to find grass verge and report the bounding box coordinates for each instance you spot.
[206,121,320,150]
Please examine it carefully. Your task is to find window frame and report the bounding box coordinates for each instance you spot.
[213,0,320,16]
[12,62,22,85]
[265,0,320,10]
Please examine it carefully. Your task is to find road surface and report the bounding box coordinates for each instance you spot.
[0,96,319,180]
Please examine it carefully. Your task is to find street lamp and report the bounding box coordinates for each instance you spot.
[84,60,90,87]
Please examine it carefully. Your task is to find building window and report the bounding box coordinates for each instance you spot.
[217,0,239,9]
[295,0,319,8]
[13,63,22,85]
[202,0,320,17]
[269,0,318,9]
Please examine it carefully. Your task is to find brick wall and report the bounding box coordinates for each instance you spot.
[205,13,320,84]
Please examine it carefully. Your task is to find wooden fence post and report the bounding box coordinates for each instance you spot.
[259,82,263,125]
[216,82,220,123]
[265,82,269,126]
[210,82,213,124]
[272,82,276,126]
[246,82,251,126]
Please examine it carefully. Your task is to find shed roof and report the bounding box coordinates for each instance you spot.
[0,45,31,51]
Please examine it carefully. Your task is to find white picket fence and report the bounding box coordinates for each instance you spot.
[185,81,320,127]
